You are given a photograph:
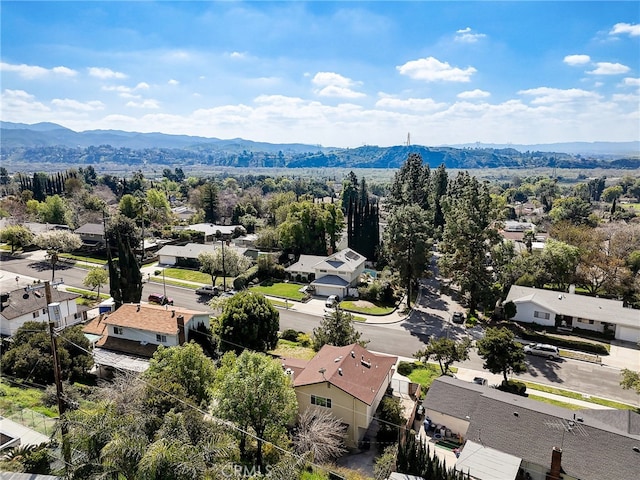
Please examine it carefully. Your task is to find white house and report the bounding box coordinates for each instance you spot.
[505,285,640,343]
[0,287,81,337]
[282,343,397,447]
[82,303,210,374]
[156,242,257,266]
[175,223,245,243]
[285,248,366,299]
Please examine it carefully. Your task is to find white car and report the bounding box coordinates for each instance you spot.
[524,343,560,360]
[325,295,339,308]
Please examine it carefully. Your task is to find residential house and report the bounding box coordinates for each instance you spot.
[175,223,246,243]
[0,287,81,337]
[281,343,397,447]
[74,222,106,248]
[285,248,366,299]
[82,303,210,374]
[156,242,257,267]
[424,376,640,480]
[505,285,640,343]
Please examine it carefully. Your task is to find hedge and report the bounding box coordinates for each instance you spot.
[233,265,260,291]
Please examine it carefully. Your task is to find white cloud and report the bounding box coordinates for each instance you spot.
[563,54,591,66]
[168,79,179,85]
[229,51,247,59]
[0,62,77,79]
[455,27,486,43]
[622,77,640,87]
[51,98,105,111]
[311,72,365,98]
[397,57,476,82]
[610,23,640,37]
[88,67,127,79]
[135,82,150,90]
[457,89,490,99]
[125,99,160,109]
[102,83,149,98]
[1,89,50,121]
[375,95,446,112]
[588,62,631,75]
[518,87,601,104]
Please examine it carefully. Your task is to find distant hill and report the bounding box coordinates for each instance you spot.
[1,122,638,170]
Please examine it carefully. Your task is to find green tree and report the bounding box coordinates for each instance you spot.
[34,230,82,281]
[198,244,252,289]
[376,396,405,446]
[118,193,138,219]
[541,239,580,291]
[387,153,430,209]
[549,196,593,226]
[213,350,298,472]
[414,337,471,375]
[146,188,171,224]
[142,343,217,416]
[477,327,526,384]
[601,185,623,203]
[620,369,640,395]
[0,224,34,254]
[106,215,143,307]
[82,267,108,299]
[38,194,70,225]
[1,322,92,385]
[312,307,368,351]
[200,182,220,223]
[382,204,432,307]
[216,291,279,354]
[439,172,500,313]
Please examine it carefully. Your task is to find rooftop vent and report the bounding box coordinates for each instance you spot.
[334,356,342,362]
[338,368,343,376]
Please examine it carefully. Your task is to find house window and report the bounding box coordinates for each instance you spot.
[319,269,327,273]
[42,308,47,314]
[113,327,123,335]
[156,334,167,343]
[311,395,332,408]
[534,311,550,320]
[32,311,39,318]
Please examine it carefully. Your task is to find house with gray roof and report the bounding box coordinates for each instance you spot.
[424,376,640,480]
[174,223,245,243]
[0,287,81,337]
[156,242,257,266]
[74,222,105,247]
[285,248,366,299]
[505,285,640,343]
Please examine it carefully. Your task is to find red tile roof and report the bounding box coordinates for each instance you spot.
[285,344,397,405]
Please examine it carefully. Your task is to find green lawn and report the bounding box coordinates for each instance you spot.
[250,281,306,301]
[150,276,199,290]
[60,253,107,265]
[270,339,316,360]
[66,286,110,300]
[406,363,458,391]
[522,381,638,411]
[161,267,213,284]
[527,394,584,410]
[341,300,394,315]
[0,379,58,418]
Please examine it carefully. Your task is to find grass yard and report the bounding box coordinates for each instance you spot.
[161,267,213,284]
[341,299,394,315]
[0,379,58,418]
[66,286,110,300]
[60,253,107,265]
[250,281,306,301]
[522,381,638,411]
[270,339,317,360]
[150,276,200,290]
[406,362,458,391]
[527,394,583,411]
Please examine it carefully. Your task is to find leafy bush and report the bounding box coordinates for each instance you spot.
[233,265,259,290]
[499,379,527,396]
[397,361,415,376]
[297,333,312,348]
[280,329,301,342]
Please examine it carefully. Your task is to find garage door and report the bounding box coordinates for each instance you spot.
[616,325,640,343]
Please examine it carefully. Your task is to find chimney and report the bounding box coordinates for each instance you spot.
[546,447,563,480]
[176,315,186,345]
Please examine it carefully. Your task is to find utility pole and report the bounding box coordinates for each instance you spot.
[41,281,71,469]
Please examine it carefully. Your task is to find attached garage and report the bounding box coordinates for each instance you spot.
[616,325,640,344]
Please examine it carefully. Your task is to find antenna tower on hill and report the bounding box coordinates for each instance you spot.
[405,132,411,146]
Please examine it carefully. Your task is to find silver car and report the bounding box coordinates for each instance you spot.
[524,343,560,360]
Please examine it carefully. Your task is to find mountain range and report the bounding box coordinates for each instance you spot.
[1,121,638,170]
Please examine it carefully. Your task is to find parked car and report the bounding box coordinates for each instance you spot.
[196,285,219,297]
[148,293,173,306]
[524,343,560,360]
[325,295,339,308]
[452,311,465,324]
[473,377,488,386]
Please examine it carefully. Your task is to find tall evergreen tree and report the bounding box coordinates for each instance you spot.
[387,153,430,210]
[201,182,220,223]
[106,215,143,308]
[439,172,500,313]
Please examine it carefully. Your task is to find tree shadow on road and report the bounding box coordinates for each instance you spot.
[28,260,73,274]
[522,357,565,384]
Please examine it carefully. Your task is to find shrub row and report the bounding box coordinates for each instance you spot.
[520,329,609,355]
[233,265,260,290]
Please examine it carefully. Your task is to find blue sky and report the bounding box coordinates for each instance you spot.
[1,1,639,147]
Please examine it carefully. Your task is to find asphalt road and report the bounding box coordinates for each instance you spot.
[1,255,638,406]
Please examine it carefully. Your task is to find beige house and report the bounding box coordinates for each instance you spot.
[282,343,397,447]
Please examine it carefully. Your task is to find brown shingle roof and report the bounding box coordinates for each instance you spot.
[287,344,397,405]
[95,335,159,358]
[101,303,205,335]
